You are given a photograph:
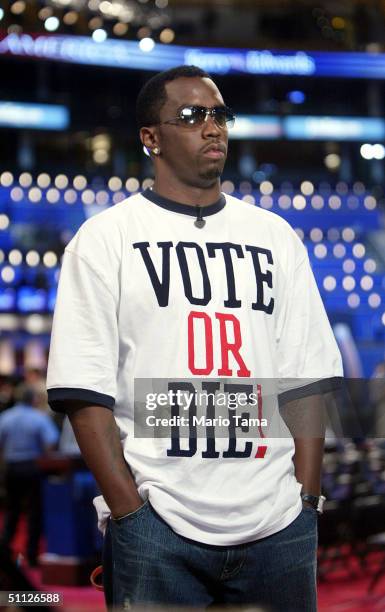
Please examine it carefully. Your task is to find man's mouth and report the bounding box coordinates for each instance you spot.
[202,144,227,160]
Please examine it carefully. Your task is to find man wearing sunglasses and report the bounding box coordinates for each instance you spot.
[47,65,342,610]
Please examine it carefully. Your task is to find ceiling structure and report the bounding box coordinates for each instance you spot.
[1,0,385,50]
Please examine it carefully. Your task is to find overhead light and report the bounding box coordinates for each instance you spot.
[63,11,79,25]
[92,28,107,42]
[360,143,385,160]
[11,1,26,15]
[139,37,155,52]
[324,153,341,170]
[159,28,175,44]
[45,17,60,32]
[113,22,128,36]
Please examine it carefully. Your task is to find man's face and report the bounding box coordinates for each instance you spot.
[155,77,229,188]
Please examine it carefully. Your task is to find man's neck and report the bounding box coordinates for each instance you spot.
[153,177,221,207]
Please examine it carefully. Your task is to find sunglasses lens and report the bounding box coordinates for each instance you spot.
[179,107,206,125]
[212,107,235,128]
[178,106,235,128]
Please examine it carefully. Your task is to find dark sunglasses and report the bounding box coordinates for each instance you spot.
[162,105,235,129]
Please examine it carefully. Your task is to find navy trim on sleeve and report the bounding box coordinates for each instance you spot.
[278,376,343,408]
[47,388,115,413]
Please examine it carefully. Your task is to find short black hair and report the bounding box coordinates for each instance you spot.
[136,65,212,129]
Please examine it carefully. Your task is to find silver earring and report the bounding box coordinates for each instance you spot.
[153,147,160,155]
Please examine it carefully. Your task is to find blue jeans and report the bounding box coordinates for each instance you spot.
[103,500,317,611]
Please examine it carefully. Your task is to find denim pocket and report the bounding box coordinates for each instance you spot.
[111,499,150,523]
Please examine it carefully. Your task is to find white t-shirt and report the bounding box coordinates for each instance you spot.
[47,189,343,545]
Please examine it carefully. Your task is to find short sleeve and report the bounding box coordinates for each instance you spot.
[46,248,119,413]
[276,240,343,406]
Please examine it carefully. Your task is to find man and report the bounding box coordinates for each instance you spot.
[47,65,343,610]
[0,383,59,565]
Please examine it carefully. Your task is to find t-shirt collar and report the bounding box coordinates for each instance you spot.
[141,187,226,217]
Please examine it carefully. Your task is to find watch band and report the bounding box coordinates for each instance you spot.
[301,493,326,514]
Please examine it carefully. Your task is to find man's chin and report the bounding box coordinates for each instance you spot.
[198,164,224,183]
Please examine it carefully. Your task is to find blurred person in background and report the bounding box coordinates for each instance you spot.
[47,66,342,610]
[369,361,385,441]
[0,382,59,566]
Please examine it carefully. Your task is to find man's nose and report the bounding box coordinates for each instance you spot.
[201,113,221,137]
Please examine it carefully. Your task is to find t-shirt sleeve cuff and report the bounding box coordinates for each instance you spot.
[278,376,343,407]
[47,388,115,413]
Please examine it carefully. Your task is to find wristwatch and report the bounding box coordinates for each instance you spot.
[301,493,326,514]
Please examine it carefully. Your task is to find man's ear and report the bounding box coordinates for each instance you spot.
[140,127,159,154]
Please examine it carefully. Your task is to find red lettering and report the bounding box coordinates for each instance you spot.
[188,311,213,375]
[215,312,251,377]
[254,445,267,459]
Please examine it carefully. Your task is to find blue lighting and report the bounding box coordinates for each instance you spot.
[229,115,385,141]
[283,116,385,141]
[0,101,69,130]
[17,287,47,312]
[287,90,306,104]
[0,288,15,311]
[2,33,385,79]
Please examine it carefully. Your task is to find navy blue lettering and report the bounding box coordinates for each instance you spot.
[166,382,197,457]
[222,383,253,458]
[245,246,274,314]
[201,381,220,459]
[206,242,243,308]
[176,242,211,306]
[133,241,172,307]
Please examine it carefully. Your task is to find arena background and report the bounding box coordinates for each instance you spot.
[0,0,385,610]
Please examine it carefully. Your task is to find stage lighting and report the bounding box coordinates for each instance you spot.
[26,251,40,267]
[278,195,291,210]
[0,172,13,187]
[9,250,22,266]
[293,195,306,210]
[287,90,306,104]
[260,196,273,209]
[160,28,175,44]
[19,172,32,188]
[73,175,87,190]
[1,267,16,284]
[260,180,273,195]
[364,195,377,210]
[353,243,366,258]
[324,153,341,170]
[0,215,10,230]
[81,190,95,205]
[92,28,107,42]
[43,252,58,268]
[37,173,51,188]
[126,178,140,193]
[342,276,355,291]
[368,293,381,308]
[28,188,42,203]
[45,17,60,32]
[323,276,337,291]
[300,181,314,196]
[139,37,155,52]
[10,187,23,202]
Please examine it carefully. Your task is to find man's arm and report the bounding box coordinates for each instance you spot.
[280,394,326,497]
[68,403,143,518]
